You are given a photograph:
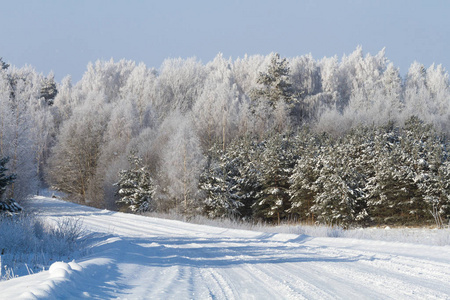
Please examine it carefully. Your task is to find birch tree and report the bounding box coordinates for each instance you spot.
[160,112,205,214]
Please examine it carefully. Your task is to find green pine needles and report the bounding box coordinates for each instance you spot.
[0,157,20,214]
[114,154,155,213]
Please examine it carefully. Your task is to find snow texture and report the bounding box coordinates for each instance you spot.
[1,196,450,299]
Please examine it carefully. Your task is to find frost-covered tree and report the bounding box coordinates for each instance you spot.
[424,64,450,131]
[40,72,58,106]
[0,66,40,200]
[78,59,136,103]
[192,54,241,151]
[290,54,321,97]
[93,98,142,208]
[31,106,55,182]
[374,63,404,122]
[0,75,13,156]
[339,49,388,126]
[232,54,269,97]
[289,54,322,122]
[119,62,157,127]
[315,48,393,134]
[318,55,340,107]
[47,94,111,204]
[403,62,431,123]
[335,46,365,111]
[52,75,75,129]
[115,154,155,213]
[154,57,206,116]
[160,112,205,214]
[251,53,297,108]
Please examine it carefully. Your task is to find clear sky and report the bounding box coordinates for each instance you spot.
[1,0,449,82]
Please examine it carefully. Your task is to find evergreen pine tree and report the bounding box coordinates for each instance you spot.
[365,123,417,225]
[251,53,296,107]
[0,157,15,197]
[221,137,264,220]
[403,116,448,225]
[252,134,296,224]
[0,57,9,71]
[288,131,323,223]
[0,157,20,213]
[40,73,58,106]
[434,161,450,226]
[199,151,244,219]
[310,127,371,227]
[364,119,445,225]
[311,141,363,227]
[341,127,372,225]
[312,162,353,226]
[115,154,155,213]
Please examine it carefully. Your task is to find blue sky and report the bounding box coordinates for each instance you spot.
[1,0,449,82]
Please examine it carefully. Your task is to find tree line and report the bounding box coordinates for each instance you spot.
[1,48,450,226]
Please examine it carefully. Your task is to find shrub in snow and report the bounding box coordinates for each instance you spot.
[0,214,87,280]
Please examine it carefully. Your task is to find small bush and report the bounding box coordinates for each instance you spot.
[0,213,87,280]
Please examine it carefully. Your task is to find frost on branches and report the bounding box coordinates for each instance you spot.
[115,154,155,213]
[251,53,297,108]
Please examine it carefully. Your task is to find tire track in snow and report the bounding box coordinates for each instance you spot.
[262,258,408,299]
[143,266,182,298]
[231,263,306,299]
[360,255,450,289]
[309,255,449,299]
[248,262,343,300]
[306,244,450,295]
[198,268,237,300]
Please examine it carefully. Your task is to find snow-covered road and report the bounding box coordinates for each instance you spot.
[1,196,450,299]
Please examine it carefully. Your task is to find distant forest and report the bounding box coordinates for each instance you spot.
[1,47,450,227]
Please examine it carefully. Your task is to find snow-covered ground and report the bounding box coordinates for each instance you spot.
[1,196,450,299]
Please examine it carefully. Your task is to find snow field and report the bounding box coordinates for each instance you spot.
[0,196,449,299]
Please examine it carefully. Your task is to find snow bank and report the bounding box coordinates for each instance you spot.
[48,262,74,279]
[17,261,83,300]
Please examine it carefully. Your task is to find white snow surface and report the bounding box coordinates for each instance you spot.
[1,196,450,299]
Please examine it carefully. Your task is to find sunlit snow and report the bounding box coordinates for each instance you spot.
[1,196,449,299]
